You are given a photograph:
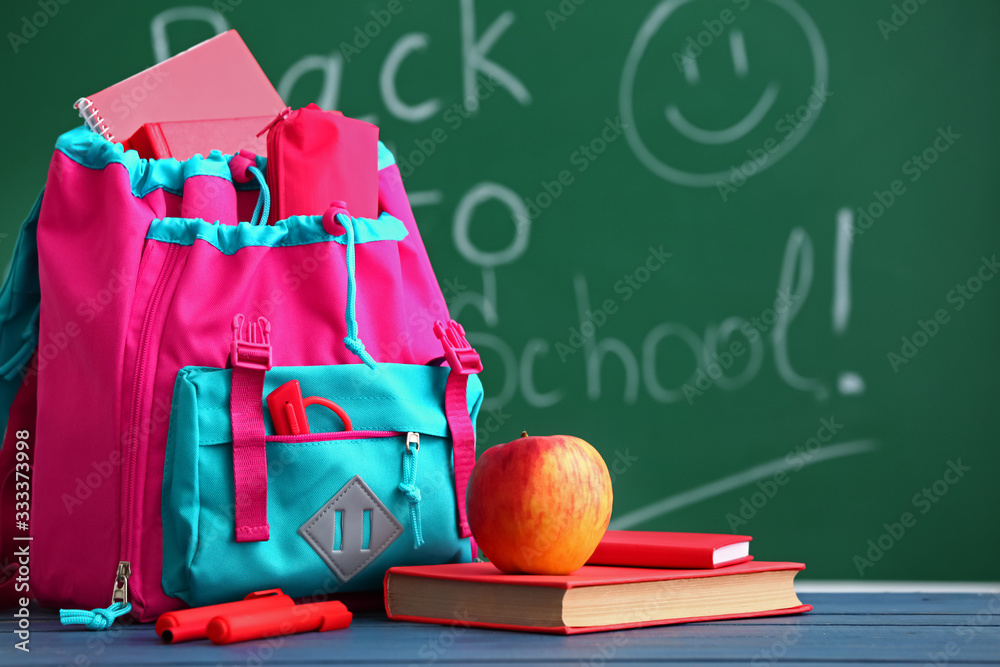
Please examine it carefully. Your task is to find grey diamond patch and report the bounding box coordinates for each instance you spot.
[298,475,402,582]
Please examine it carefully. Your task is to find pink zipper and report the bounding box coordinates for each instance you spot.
[121,241,182,611]
[266,430,402,444]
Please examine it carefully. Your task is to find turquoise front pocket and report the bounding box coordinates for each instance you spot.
[162,363,482,607]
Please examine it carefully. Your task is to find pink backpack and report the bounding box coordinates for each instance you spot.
[0,113,482,622]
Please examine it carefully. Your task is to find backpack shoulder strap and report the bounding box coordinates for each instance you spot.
[0,190,43,433]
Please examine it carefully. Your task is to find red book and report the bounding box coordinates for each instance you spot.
[74,30,284,144]
[384,560,810,635]
[126,116,273,160]
[587,531,753,569]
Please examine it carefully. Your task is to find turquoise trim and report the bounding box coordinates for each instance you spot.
[55,126,244,198]
[57,128,400,201]
[146,213,408,255]
[378,141,395,170]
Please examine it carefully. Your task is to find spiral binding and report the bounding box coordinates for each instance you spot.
[73,97,115,142]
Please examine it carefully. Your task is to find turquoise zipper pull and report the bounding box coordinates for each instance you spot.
[398,432,424,548]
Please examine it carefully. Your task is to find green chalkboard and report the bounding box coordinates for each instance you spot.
[1,0,998,581]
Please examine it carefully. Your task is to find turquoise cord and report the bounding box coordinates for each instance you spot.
[59,602,132,630]
[247,165,270,226]
[339,212,377,368]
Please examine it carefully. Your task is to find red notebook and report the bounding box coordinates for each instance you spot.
[126,116,273,160]
[384,560,810,635]
[74,30,284,144]
[587,531,753,569]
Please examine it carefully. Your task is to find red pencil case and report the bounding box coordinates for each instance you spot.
[263,104,380,222]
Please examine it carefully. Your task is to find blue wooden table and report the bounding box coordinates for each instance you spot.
[3,593,999,665]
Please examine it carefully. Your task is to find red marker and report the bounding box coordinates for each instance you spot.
[206,600,352,644]
[156,589,294,644]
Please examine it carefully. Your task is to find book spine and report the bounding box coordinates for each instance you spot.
[146,123,171,158]
[73,98,115,142]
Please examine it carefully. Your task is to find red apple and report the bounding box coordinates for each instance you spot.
[466,432,613,575]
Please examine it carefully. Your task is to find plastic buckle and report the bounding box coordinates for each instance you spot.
[229,150,259,184]
[433,320,482,375]
[230,314,272,371]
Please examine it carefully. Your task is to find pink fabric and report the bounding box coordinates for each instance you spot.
[180,174,237,224]
[31,148,450,621]
[267,104,379,221]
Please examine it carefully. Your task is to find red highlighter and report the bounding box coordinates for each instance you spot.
[156,589,294,643]
[266,380,352,435]
[206,600,352,644]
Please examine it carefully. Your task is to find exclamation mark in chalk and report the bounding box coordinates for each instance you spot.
[833,207,865,396]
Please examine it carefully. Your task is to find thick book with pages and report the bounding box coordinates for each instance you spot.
[384,560,810,634]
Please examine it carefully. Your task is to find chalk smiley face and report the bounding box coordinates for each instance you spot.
[620,0,829,187]
[665,25,781,146]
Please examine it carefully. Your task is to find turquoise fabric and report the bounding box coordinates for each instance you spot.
[377,142,396,170]
[0,191,42,434]
[162,363,483,607]
[56,126,399,200]
[146,213,408,254]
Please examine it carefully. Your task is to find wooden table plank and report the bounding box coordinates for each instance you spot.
[12,594,1000,631]
[2,594,998,665]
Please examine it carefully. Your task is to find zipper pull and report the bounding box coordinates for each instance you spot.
[112,561,131,605]
[257,107,291,137]
[406,432,420,453]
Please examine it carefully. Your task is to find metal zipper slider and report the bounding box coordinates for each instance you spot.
[406,432,420,452]
[111,561,131,606]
